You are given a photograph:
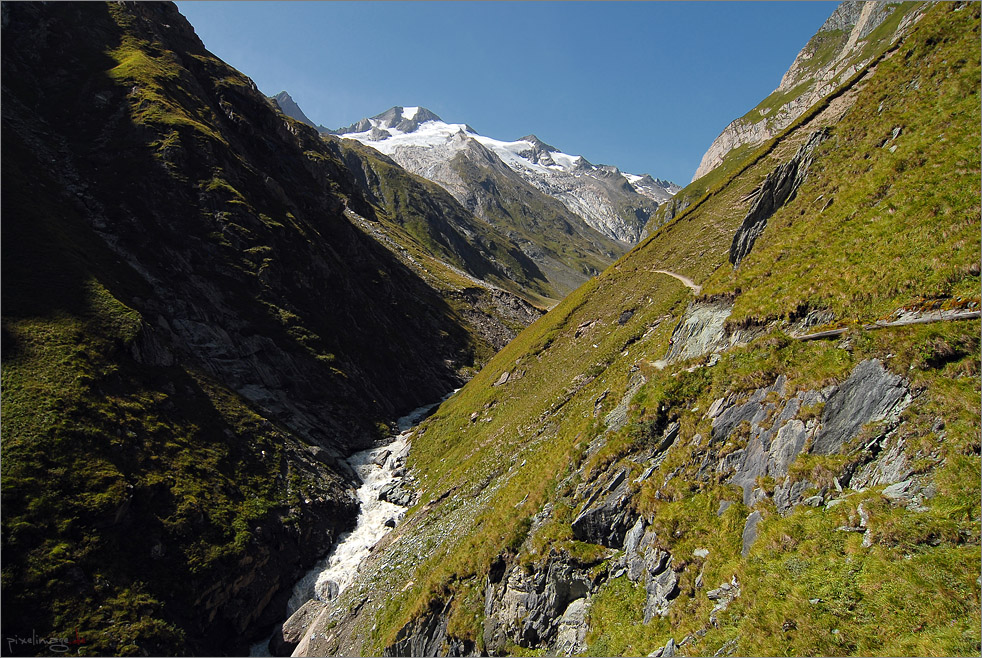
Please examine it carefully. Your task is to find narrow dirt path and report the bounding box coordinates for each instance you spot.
[652,269,702,295]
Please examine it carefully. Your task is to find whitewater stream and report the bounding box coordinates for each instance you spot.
[250,397,446,656]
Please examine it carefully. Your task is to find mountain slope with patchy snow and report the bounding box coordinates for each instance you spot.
[334,107,679,243]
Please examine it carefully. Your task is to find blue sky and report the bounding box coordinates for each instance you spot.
[176,1,838,184]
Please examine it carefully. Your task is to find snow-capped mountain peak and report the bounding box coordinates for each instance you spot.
[517,134,558,153]
[335,106,444,137]
[333,105,680,243]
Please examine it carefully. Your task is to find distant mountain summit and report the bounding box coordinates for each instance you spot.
[332,105,680,243]
[335,105,444,136]
[271,90,329,132]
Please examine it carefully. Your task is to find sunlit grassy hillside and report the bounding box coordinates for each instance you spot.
[313,5,980,656]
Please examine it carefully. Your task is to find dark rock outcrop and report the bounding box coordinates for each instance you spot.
[452,287,544,352]
[729,129,830,267]
[571,467,636,547]
[483,553,595,652]
[709,375,828,505]
[384,599,474,657]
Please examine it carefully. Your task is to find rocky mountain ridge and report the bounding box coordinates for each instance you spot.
[334,110,628,299]
[271,90,329,133]
[332,105,680,243]
[691,1,926,183]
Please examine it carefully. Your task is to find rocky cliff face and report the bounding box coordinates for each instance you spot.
[692,1,925,182]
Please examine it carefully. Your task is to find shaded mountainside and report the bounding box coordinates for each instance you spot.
[293,4,980,656]
[1,2,532,655]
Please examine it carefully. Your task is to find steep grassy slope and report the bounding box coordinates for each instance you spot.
[660,2,925,234]
[301,4,980,656]
[0,2,537,654]
[689,2,925,185]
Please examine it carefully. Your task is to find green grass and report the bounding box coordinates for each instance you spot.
[704,2,981,325]
[106,10,226,144]
[585,575,673,656]
[668,2,923,228]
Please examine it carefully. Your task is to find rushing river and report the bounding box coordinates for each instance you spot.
[250,398,446,656]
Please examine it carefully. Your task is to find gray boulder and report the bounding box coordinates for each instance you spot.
[270,598,328,656]
[813,359,909,455]
[741,511,762,557]
[379,479,416,506]
[483,554,594,651]
[664,300,733,363]
[643,556,680,622]
[773,478,815,514]
[649,637,678,657]
[553,598,589,656]
[314,578,339,601]
[625,527,680,622]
